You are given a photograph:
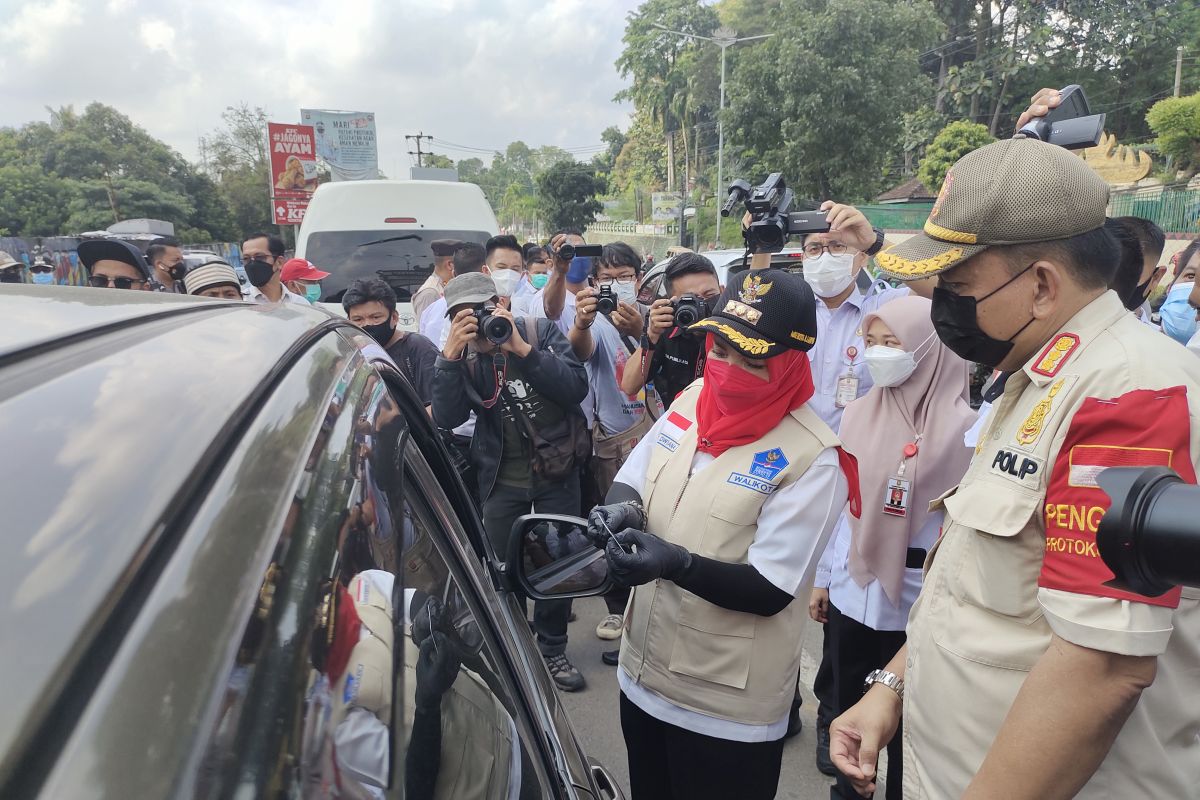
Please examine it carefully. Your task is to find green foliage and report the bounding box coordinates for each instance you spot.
[424,153,455,169]
[199,104,273,238]
[0,102,240,241]
[917,121,996,193]
[724,0,942,202]
[535,161,604,233]
[612,110,668,192]
[1147,93,1200,172]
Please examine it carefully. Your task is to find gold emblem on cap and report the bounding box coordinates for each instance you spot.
[1016,378,1065,446]
[691,319,771,355]
[723,299,762,323]
[931,171,953,219]
[740,274,773,304]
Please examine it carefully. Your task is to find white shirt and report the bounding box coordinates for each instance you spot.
[420,296,449,344]
[246,283,310,305]
[815,509,943,631]
[808,282,908,432]
[614,409,848,742]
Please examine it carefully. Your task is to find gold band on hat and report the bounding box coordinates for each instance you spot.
[690,318,772,355]
[923,219,978,244]
[875,245,966,277]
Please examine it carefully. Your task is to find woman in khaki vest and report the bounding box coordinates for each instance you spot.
[586,269,860,800]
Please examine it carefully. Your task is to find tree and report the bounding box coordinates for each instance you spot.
[724,0,943,202]
[612,110,668,192]
[1148,93,1200,172]
[535,161,604,233]
[424,153,455,169]
[199,104,274,237]
[918,120,996,192]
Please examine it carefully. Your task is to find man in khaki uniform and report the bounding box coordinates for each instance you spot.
[829,137,1200,798]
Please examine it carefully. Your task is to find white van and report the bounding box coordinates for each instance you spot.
[296,180,498,328]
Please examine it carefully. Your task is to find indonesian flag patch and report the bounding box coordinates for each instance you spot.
[657,411,693,452]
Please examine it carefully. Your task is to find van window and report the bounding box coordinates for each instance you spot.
[306,230,490,304]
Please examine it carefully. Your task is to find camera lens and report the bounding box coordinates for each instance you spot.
[674,305,699,327]
[482,313,513,344]
[558,243,576,261]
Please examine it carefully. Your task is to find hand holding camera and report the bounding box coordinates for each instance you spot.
[574,286,599,329]
[611,301,644,338]
[820,201,877,254]
[443,308,480,360]
[671,294,710,328]
[647,299,675,344]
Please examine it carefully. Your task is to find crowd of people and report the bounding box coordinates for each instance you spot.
[6,89,1200,800]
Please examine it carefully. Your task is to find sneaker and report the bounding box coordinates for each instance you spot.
[601,649,620,666]
[544,652,586,692]
[816,724,836,776]
[595,613,623,640]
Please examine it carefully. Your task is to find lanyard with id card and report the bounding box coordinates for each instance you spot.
[834,345,860,408]
[883,437,921,517]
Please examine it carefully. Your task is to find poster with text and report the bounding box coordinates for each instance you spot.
[651,192,682,222]
[268,122,317,225]
[300,109,379,181]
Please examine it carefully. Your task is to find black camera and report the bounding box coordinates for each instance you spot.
[672,293,710,327]
[1096,466,1200,595]
[722,173,830,254]
[473,305,513,345]
[595,284,617,316]
[556,243,603,261]
[1015,84,1105,150]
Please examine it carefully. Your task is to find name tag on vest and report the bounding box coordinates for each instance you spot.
[726,472,777,495]
[658,410,693,451]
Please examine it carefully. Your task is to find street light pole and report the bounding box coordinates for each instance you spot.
[652,24,772,249]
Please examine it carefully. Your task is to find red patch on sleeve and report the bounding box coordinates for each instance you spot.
[666,411,692,430]
[1039,386,1193,607]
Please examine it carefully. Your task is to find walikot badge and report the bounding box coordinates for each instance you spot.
[750,448,789,480]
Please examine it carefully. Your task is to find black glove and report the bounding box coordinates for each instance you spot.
[587,502,646,549]
[412,595,445,646]
[605,528,693,587]
[414,630,461,708]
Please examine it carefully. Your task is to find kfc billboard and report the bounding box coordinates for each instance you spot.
[268,122,318,226]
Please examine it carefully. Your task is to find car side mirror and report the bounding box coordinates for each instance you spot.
[507,514,613,600]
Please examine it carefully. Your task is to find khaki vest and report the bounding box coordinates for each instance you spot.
[619,381,839,725]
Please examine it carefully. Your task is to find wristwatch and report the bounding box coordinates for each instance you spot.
[863,227,886,257]
[864,668,904,700]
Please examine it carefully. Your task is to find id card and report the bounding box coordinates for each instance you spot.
[835,373,860,408]
[883,476,911,517]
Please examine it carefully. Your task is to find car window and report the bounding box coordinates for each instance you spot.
[195,364,551,799]
[305,229,490,304]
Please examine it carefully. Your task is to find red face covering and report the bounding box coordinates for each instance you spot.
[696,335,814,455]
[695,334,862,516]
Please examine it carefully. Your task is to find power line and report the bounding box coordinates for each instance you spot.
[405,132,433,167]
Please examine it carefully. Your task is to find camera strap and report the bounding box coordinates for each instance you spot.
[462,352,507,409]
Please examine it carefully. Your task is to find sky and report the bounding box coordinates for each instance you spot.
[0,0,641,174]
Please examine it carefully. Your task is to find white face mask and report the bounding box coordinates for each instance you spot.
[607,279,638,305]
[490,269,520,298]
[863,333,935,388]
[803,252,857,298]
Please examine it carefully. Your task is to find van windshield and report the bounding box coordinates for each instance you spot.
[305,229,490,303]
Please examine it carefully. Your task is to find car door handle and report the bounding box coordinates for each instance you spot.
[589,761,625,800]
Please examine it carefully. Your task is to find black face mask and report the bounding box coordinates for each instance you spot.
[0,269,21,283]
[363,320,396,346]
[931,263,1036,368]
[245,258,275,288]
[167,262,187,281]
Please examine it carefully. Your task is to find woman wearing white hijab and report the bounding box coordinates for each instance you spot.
[811,295,975,799]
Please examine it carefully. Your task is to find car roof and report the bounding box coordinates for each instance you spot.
[0,285,348,773]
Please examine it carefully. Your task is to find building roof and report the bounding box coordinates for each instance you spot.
[875,176,936,204]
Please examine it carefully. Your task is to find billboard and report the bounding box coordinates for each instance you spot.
[268,122,318,226]
[651,192,682,222]
[300,109,379,181]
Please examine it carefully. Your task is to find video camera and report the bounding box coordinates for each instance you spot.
[556,243,603,261]
[1015,84,1105,150]
[721,173,830,254]
[1096,466,1200,595]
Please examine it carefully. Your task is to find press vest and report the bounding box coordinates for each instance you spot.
[619,381,839,725]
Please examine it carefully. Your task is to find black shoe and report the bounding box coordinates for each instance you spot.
[816,724,836,776]
[601,649,619,666]
[783,694,803,740]
[544,652,586,692]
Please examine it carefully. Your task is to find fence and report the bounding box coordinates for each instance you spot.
[1107,186,1200,234]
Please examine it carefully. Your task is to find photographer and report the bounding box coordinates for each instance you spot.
[620,253,723,409]
[831,138,1200,799]
[431,272,591,692]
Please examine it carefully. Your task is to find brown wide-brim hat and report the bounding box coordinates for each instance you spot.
[876,138,1110,281]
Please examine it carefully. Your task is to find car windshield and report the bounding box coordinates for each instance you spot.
[305,229,490,303]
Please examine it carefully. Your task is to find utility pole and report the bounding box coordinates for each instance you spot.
[406,132,433,167]
[1176,46,1185,97]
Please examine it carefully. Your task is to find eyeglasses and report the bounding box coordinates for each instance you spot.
[30,265,54,274]
[801,241,851,258]
[88,275,146,290]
